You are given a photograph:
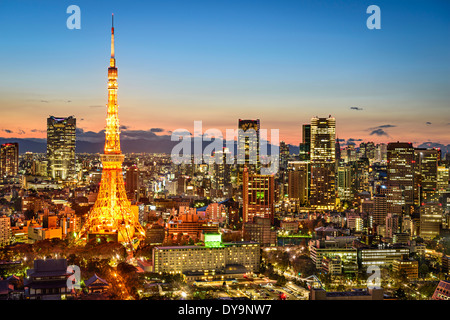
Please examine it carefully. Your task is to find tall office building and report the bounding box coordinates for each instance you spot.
[242,168,275,224]
[437,166,450,193]
[373,194,387,227]
[414,148,440,204]
[47,116,76,180]
[0,143,19,177]
[353,157,370,195]
[420,203,443,239]
[213,147,232,194]
[360,142,376,161]
[310,116,335,162]
[238,119,260,174]
[279,141,290,171]
[385,213,400,239]
[375,143,387,162]
[309,116,336,209]
[287,161,309,205]
[299,124,311,161]
[386,142,415,215]
[335,138,341,161]
[126,165,140,201]
[337,163,353,201]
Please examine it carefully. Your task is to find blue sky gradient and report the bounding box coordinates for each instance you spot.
[0,0,449,145]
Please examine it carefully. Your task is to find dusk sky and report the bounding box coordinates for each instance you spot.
[0,0,449,147]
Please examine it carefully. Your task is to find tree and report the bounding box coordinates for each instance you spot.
[276,275,287,286]
[394,288,407,300]
[419,263,429,279]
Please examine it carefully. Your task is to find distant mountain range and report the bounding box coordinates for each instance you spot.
[1,137,448,157]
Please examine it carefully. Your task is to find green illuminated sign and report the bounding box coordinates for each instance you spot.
[204,233,223,247]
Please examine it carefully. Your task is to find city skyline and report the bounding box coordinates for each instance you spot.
[2,1,450,306]
[1,0,450,149]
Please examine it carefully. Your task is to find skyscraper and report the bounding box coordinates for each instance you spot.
[47,116,76,180]
[126,165,140,201]
[386,142,415,215]
[0,143,19,177]
[420,203,442,239]
[310,116,335,163]
[77,16,145,248]
[287,161,309,205]
[373,194,388,227]
[309,116,336,209]
[299,124,311,161]
[213,147,232,195]
[238,119,260,174]
[414,148,440,204]
[279,141,289,171]
[337,163,353,201]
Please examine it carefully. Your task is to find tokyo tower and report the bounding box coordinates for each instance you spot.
[76,15,145,249]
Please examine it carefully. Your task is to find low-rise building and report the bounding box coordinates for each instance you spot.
[24,259,73,300]
[152,233,260,282]
[392,258,419,280]
[432,280,450,300]
[310,288,384,300]
[358,246,410,268]
[322,256,342,275]
[243,217,277,247]
[309,239,357,273]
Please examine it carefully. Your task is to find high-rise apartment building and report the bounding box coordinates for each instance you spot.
[47,116,76,180]
[0,215,11,247]
[0,143,19,177]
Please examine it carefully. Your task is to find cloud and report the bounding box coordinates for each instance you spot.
[367,124,396,136]
[370,128,389,136]
[426,122,432,125]
[344,138,364,146]
[120,125,129,130]
[350,107,363,111]
[76,127,173,143]
[372,124,396,129]
[2,129,12,134]
[150,128,164,133]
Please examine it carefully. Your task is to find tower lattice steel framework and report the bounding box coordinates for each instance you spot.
[76,15,145,249]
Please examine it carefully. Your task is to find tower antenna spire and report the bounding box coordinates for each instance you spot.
[110,13,115,63]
